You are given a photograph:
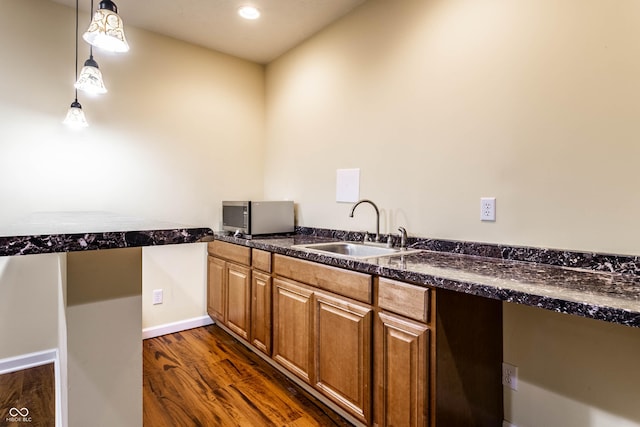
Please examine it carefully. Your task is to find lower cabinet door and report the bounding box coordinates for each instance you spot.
[226,262,251,340]
[272,278,314,383]
[251,270,272,355]
[207,256,226,323]
[375,311,430,427]
[315,291,373,424]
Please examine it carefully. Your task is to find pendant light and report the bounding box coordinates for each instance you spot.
[75,0,107,95]
[64,0,88,128]
[75,49,107,94]
[63,98,88,127]
[83,0,129,53]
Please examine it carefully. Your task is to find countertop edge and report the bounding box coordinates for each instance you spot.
[0,228,214,257]
[213,234,640,328]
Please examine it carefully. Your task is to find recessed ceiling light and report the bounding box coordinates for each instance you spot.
[238,6,261,20]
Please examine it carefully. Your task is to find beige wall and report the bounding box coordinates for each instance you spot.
[264,0,640,426]
[0,0,265,229]
[0,0,265,340]
[265,0,640,256]
[141,243,208,330]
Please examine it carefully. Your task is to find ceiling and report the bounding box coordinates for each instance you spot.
[51,0,367,64]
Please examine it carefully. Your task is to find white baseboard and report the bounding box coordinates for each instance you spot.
[142,315,214,340]
[0,349,58,375]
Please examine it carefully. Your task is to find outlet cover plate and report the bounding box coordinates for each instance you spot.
[502,362,518,390]
[481,197,496,221]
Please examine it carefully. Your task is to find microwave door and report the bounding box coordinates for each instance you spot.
[223,204,247,232]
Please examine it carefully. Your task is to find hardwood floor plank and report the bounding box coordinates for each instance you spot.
[143,324,354,427]
[0,363,55,427]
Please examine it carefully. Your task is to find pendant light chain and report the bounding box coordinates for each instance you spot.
[64,0,88,127]
[89,0,93,59]
[74,0,79,102]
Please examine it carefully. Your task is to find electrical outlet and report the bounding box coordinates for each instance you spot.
[152,289,163,305]
[481,197,496,221]
[502,362,518,390]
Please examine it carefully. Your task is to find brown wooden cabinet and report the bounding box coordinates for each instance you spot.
[273,254,374,424]
[374,311,430,427]
[207,241,252,340]
[207,256,226,323]
[251,269,272,355]
[251,249,273,356]
[315,291,372,424]
[374,278,433,427]
[209,243,502,427]
[225,262,251,339]
[272,277,314,383]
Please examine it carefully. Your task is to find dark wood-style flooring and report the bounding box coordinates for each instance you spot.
[143,324,354,427]
[0,363,55,427]
[0,325,350,427]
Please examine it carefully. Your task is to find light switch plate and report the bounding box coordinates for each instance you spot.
[152,289,163,305]
[336,168,360,203]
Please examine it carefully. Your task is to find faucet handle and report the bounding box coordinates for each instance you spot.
[363,231,371,242]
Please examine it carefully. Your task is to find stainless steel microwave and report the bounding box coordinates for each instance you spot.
[222,201,294,237]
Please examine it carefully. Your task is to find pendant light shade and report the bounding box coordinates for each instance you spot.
[83,0,129,53]
[75,53,107,94]
[63,99,89,128]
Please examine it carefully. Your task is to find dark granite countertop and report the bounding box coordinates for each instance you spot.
[214,232,640,328]
[0,212,214,256]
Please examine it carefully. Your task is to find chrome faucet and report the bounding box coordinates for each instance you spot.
[349,199,380,242]
[398,226,408,249]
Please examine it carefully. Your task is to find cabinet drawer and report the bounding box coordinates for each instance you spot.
[273,254,372,304]
[208,241,251,266]
[252,249,272,272]
[377,278,430,323]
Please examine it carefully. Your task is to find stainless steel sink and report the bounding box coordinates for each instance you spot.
[291,241,421,260]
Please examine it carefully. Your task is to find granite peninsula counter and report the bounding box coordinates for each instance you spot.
[0,211,213,256]
[214,230,640,328]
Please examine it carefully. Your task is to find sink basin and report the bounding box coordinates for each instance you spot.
[292,241,421,260]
